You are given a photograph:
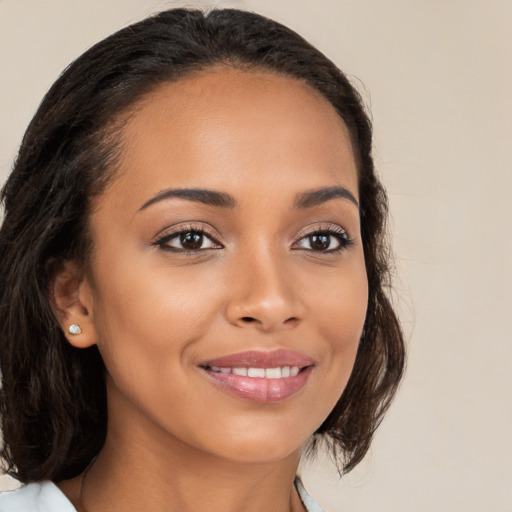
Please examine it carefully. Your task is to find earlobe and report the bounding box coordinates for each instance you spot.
[50,261,97,348]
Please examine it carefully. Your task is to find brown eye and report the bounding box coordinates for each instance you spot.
[155,228,222,252]
[180,231,204,250]
[294,229,353,253]
[309,234,330,250]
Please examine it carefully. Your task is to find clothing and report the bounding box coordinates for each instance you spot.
[0,478,326,511]
[0,481,75,511]
[295,478,327,512]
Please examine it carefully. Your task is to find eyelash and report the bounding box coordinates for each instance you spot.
[292,225,354,253]
[151,224,353,254]
[151,224,221,254]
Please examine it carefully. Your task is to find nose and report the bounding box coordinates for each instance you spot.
[224,247,305,332]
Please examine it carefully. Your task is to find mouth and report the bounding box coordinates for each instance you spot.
[205,365,302,378]
[199,350,314,403]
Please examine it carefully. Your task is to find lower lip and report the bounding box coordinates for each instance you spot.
[202,367,313,403]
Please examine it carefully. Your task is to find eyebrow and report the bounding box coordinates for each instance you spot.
[139,185,358,211]
[139,188,236,211]
[293,186,359,209]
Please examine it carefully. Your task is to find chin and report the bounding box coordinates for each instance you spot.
[192,419,310,465]
[216,439,303,465]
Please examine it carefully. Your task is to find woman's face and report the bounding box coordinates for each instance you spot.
[80,68,368,464]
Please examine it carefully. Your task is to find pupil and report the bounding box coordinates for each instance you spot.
[311,234,329,250]
[180,232,203,250]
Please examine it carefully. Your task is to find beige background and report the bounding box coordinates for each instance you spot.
[1,1,511,511]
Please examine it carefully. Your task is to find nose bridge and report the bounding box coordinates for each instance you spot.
[225,240,303,331]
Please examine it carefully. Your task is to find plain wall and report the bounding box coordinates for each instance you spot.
[1,1,511,511]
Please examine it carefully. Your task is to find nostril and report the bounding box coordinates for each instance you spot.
[241,317,257,323]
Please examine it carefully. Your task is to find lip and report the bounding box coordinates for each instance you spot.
[201,349,314,369]
[200,349,315,404]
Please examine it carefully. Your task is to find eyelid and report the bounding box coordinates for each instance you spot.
[149,221,353,253]
[293,222,351,241]
[291,223,353,252]
[149,222,223,249]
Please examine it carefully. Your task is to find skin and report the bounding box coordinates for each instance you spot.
[53,68,368,512]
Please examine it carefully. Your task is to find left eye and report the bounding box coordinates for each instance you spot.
[157,230,221,252]
[294,231,351,252]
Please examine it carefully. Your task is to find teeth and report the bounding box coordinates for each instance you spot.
[265,367,282,378]
[247,368,265,378]
[208,365,303,378]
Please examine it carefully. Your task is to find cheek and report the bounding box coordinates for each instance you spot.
[88,250,225,379]
[319,282,367,352]
[306,258,368,394]
[310,258,368,345]
[88,260,228,438]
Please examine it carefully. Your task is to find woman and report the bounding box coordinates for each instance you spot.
[0,8,405,512]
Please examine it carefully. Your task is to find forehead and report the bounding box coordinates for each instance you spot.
[101,67,358,210]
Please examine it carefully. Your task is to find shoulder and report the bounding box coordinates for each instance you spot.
[295,477,328,512]
[0,481,76,511]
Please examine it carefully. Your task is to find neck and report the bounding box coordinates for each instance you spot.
[61,378,305,512]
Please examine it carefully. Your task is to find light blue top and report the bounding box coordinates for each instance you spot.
[0,478,326,511]
[0,481,75,511]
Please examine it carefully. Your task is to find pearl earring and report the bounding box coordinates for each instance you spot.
[68,323,82,335]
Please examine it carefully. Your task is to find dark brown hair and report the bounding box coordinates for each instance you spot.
[0,8,405,483]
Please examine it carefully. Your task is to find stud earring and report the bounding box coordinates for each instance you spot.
[68,323,82,335]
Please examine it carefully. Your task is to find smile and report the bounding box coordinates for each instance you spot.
[200,350,314,403]
[208,365,301,378]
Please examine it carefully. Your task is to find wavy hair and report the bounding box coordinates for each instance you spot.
[0,8,405,482]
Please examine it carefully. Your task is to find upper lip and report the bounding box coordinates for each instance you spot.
[200,349,315,369]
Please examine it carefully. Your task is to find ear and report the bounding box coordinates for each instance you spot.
[50,260,97,349]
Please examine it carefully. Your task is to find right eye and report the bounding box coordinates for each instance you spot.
[152,227,223,253]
